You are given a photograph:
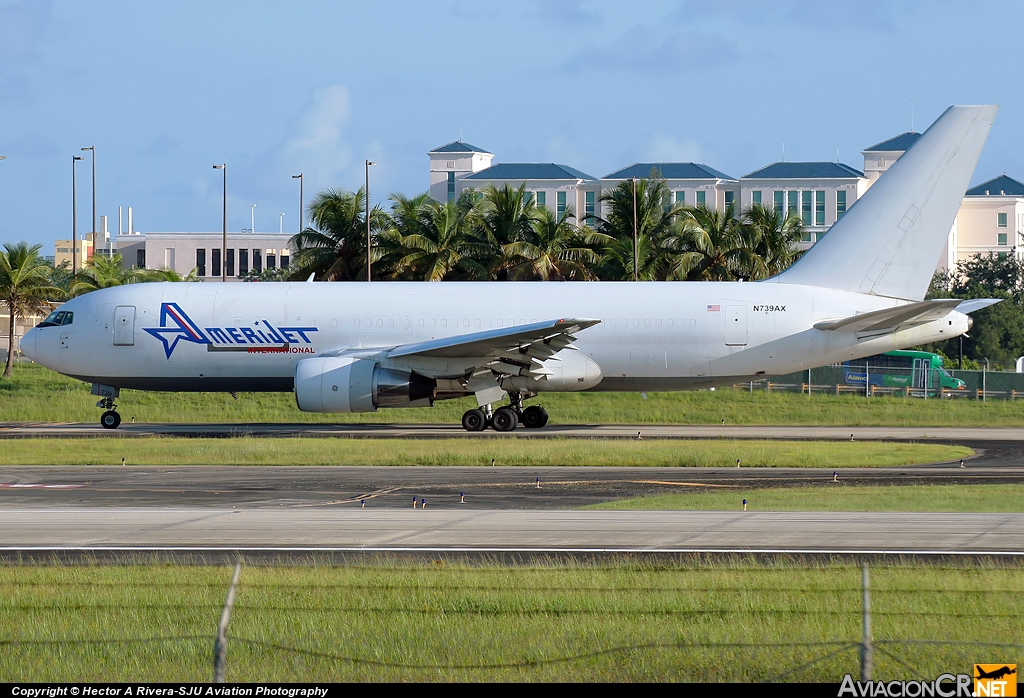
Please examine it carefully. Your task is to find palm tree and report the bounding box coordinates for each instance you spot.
[671,203,767,281]
[69,254,154,296]
[393,194,489,281]
[741,203,804,278]
[506,206,607,281]
[0,242,61,378]
[596,175,684,280]
[475,184,538,280]
[289,187,382,281]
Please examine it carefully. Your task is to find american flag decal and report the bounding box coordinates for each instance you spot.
[707,304,721,312]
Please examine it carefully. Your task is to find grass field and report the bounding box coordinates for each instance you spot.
[585,483,1024,513]
[0,437,970,467]
[4,362,1024,426]
[1,561,1020,682]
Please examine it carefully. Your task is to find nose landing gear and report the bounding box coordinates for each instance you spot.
[92,384,122,429]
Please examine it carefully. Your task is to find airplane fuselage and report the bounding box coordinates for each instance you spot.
[23,280,968,394]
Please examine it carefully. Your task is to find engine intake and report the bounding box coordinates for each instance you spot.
[294,357,435,413]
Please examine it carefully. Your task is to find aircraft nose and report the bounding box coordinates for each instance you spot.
[20,328,37,362]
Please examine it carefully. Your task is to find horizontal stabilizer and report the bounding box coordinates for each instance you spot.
[814,299,963,333]
[956,298,1002,314]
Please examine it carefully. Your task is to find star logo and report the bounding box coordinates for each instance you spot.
[143,303,210,359]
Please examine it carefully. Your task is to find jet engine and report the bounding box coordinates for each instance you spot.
[294,357,435,413]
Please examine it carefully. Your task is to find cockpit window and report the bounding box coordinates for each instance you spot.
[61,312,74,326]
[38,311,65,328]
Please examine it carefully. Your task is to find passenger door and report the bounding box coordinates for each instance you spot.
[725,305,747,346]
[113,306,136,346]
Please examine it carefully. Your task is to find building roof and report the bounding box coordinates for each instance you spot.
[429,140,491,154]
[742,162,865,179]
[966,175,1024,197]
[463,163,597,181]
[863,132,922,153]
[603,162,735,181]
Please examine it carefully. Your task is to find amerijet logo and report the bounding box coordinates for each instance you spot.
[143,303,318,359]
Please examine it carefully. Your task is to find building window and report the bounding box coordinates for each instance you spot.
[136,249,146,268]
[815,190,825,226]
[837,191,847,220]
[253,249,262,273]
[267,251,276,270]
[998,232,1008,246]
[226,249,235,278]
[556,191,566,217]
[724,191,734,209]
[196,249,206,277]
[211,248,221,278]
[239,249,249,276]
[675,191,685,204]
[662,192,671,213]
[752,191,762,205]
[696,191,706,206]
[536,191,546,209]
[999,252,1008,260]
[774,191,784,217]
[281,254,289,269]
[801,191,813,226]
[446,172,456,202]
[525,192,534,205]
[998,212,1008,227]
[787,191,798,217]
[585,191,596,226]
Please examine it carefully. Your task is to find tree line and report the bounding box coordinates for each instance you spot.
[289,177,806,283]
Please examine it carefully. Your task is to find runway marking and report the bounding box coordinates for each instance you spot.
[293,486,403,507]
[634,480,739,488]
[0,483,85,489]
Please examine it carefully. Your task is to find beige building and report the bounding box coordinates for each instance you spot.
[115,231,294,280]
[955,175,1024,263]
[53,238,93,269]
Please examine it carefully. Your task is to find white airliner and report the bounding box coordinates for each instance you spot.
[23,105,1001,431]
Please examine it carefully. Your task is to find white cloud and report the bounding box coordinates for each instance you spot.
[645,133,704,163]
[282,85,353,182]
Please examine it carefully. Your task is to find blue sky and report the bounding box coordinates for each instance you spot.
[1,0,1021,247]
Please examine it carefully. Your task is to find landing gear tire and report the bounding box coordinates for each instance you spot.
[492,407,519,432]
[462,408,487,432]
[100,410,121,430]
[521,405,549,429]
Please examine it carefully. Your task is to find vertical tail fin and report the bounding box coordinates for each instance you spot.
[776,105,997,300]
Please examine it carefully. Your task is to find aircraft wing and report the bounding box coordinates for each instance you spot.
[387,318,599,361]
[814,299,965,333]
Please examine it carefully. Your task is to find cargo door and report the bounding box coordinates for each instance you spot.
[114,306,136,346]
[725,305,747,346]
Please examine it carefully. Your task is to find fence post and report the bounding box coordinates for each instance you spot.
[865,363,870,398]
[808,368,812,396]
[860,562,873,682]
[214,563,242,683]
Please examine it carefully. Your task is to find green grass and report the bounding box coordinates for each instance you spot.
[1,561,1021,682]
[0,437,970,467]
[4,362,1024,425]
[586,483,1024,513]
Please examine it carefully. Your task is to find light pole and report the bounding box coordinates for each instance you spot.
[81,146,95,252]
[250,204,256,234]
[631,176,638,282]
[213,164,227,282]
[72,155,84,275]
[279,213,285,234]
[292,174,303,234]
[365,160,376,282]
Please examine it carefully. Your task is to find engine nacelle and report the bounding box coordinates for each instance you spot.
[294,357,435,413]
[501,350,603,392]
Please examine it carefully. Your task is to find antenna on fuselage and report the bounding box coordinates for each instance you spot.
[306,273,315,282]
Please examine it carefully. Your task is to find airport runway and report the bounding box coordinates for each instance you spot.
[0,508,1020,555]
[4,421,1024,441]
[1,460,1023,510]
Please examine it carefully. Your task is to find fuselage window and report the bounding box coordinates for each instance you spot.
[497,319,503,327]
[354,319,360,327]
[388,319,394,328]
[475,319,481,328]
[667,319,673,327]
[430,319,436,327]
[364,318,371,327]
[609,319,616,328]
[690,319,696,327]
[441,319,447,327]
[644,319,651,327]
[620,319,627,327]
[418,319,424,327]
[376,319,383,327]
[655,319,662,328]
[633,319,640,328]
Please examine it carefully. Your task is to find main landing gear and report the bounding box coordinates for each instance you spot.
[461,392,549,432]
